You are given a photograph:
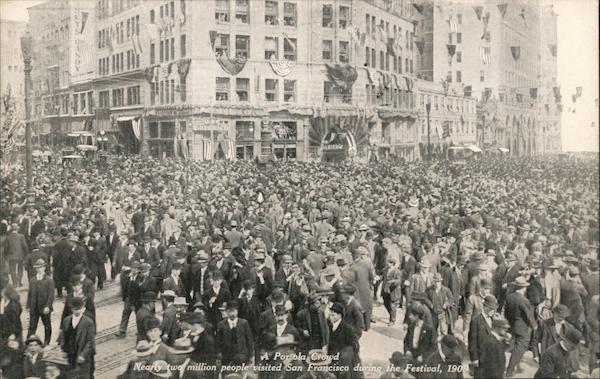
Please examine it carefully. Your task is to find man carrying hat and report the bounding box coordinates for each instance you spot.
[505,277,537,377]
[27,258,55,346]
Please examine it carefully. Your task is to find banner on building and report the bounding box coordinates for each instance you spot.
[447,44,456,57]
[480,46,491,64]
[325,64,358,92]
[442,121,451,138]
[473,6,483,20]
[497,4,508,17]
[529,88,538,100]
[70,3,95,83]
[415,40,424,55]
[510,46,520,61]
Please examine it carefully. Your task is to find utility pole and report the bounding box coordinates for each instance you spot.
[426,101,431,159]
[21,30,34,205]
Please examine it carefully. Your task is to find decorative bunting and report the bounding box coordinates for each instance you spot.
[519,8,528,28]
[529,88,538,100]
[404,76,414,92]
[177,58,191,80]
[497,4,508,17]
[209,31,247,75]
[481,31,491,42]
[481,12,490,38]
[442,79,449,96]
[413,4,424,14]
[473,6,483,20]
[415,40,424,55]
[387,38,396,56]
[447,44,456,58]
[483,88,492,104]
[510,46,520,61]
[269,57,296,76]
[548,44,557,57]
[571,86,583,102]
[325,63,357,92]
[442,121,451,138]
[480,46,491,65]
[447,17,458,33]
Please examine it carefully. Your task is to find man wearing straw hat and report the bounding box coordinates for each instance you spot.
[166,338,196,379]
[22,334,45,378]
[42,351,71,379]
[27,258,55,346]
[504,276,537,377]
[119,340,156,379]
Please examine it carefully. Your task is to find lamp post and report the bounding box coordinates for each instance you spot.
[425,101,431,159]
[21,30,34,206]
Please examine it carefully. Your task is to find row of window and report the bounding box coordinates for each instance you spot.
[215,34,297,61]
[96,86,141,108]
[365,12,413,52]
[365,46,413,74]
[322,40,349,63]
[150,76,188,105]
[365,85,413,109]
[98,50,141,76]
[150,1,177,23]
[98,16,139,47]
[420,94,475,114]
[150,35,187,64]
[215,77,296,103]
[72,91,94,115]
[420,120,475,136]
[98,0,142,20]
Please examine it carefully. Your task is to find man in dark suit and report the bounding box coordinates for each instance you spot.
[209,247,233,284]
[424,334,464,379]
[327,302,358,379]
[403,305,436,364]
[253,251,273,306]
[477,318,512,379]
[105,224,119,279]
[138,236,161,276]
[238,280,262,340]
[262,305,299,352]
[163,262,187,301]
[91,230,108,289]
[340,284,365,339]
[6,223,28,287]
[202,270,231,325]
[534,327,583,379]
[22,334,45,378]
[116,261,141,338]
[136,291,157,342]
[189,312,217,371]
[160,291,180,346]
[131,205,146,236]
[534,304,572,357]
[191,251,211,303]
[468,295,497,378]
[53,228,73,297]
[27,258,55,345]
[274,254,294,293]
[58,297,96,379]
[505,277,537,377]
[215,301,254,366]
[258,290,289,336]
[115,239,141,276]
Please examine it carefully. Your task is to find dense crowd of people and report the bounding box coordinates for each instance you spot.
[0,154,598,379]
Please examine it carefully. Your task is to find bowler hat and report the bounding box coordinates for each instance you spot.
[274,304,288,316]
[330,302,344,315]
[69,296,85,309]
[341,284,356,295]
[25,334,43,346]
[141,291,157,303]
[33,259,46,268]
[145,317,161,331]
[483,295,498,309]
[226,300,239,311]
[553,304,571,318]
[433,272,443,282]
[134,341,154,357]
[440,335,460,350]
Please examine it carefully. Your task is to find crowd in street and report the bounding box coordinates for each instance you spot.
[0,154,598,379]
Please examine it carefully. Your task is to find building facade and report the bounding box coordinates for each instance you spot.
[414,0,561,155]
[28,0,420,162]
[0,19,28,145]
[415,79,477,158]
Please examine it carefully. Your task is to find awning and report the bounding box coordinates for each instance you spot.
[466,144,482,153]
[498,147,509,153]
[117,116,136,122]
[67,131,94,137]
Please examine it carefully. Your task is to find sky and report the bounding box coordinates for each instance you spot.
[1,0,599,151]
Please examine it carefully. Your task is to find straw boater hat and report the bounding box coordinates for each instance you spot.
[511,277,530,288]
[274,334,299,349]
[42,351,69,367]
[149,360,172,378]
[171,338,194,354]
[33,259,47,268]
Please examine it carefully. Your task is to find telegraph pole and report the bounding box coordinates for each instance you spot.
[426,101,431,159]
[21,30,34,205]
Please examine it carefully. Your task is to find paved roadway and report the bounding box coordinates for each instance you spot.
[19,271,588,378]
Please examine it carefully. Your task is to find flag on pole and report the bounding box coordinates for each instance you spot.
[442,121,451,138]
[510,46,520,60]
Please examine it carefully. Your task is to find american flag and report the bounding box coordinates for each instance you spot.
[447,16,458,33]
[480,46,491,65]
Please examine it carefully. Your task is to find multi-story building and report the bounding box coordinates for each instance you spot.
[0,20,27,113]
[415,79,477,158]
[28,0,96,146]
[29,0,420,161]
[415,0,561,155]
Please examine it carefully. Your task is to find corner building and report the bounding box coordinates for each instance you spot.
[415,0,561,155]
